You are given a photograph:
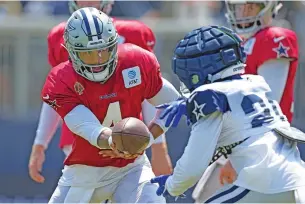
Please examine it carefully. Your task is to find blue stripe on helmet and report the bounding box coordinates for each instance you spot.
[79,9,93,41]
[92,15,102,40]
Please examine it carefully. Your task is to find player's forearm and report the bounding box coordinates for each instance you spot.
[141,100,166,144]
[64,105,108,149]
[166,112,222,196]
[34,102,61,149]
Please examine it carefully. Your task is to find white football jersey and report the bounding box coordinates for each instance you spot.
[166,75,305,196]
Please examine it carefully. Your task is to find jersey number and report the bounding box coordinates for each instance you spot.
[241,94,286,128]
[102,102,122,127]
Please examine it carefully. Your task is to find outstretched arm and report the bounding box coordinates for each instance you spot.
[142,100,173,175]
[165,112,223,196]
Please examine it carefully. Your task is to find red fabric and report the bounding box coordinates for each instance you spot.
[42,44,162,167]
[243,27,298,122]
[46,19,156,148]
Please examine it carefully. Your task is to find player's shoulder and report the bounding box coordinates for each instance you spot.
[256,26,297,41]
[187,84,231,123]
[48,21,66,40]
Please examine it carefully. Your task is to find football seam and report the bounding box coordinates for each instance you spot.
[120,118,130,151]
[112,132,149,138]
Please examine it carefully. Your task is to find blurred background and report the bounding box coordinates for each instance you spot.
[0,0,305,203]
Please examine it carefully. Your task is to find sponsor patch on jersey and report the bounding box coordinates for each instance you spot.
[122,66,141,88]
[243,37,256,55]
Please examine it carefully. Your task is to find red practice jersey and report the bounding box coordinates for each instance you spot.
[243,27,298,122]
[42,44,162,167]
[47,19,156,148]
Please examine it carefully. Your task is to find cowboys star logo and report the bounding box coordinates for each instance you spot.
[43,95,61,110]
[74,82,84,95]
[272,42,290,58]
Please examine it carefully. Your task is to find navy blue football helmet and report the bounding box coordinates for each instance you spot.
[172,25,247,93]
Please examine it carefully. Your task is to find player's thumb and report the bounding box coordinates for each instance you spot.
[156,186,165,196]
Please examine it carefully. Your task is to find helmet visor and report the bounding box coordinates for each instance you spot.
[77,49,111,65]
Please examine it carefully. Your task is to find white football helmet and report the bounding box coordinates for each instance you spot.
[225,1,282,38]
[64,7,118,82]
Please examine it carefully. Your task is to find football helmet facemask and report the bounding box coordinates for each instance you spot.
[225,1,282,38]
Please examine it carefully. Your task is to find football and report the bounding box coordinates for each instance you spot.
[112,117,150,154]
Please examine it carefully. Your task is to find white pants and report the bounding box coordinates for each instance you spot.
[49,150,165,203]
[204,184,305,203]
[193,156,227,203]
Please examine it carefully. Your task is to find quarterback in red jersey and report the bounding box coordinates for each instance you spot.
[29,0,172,184]
[192,1,299,203]
[43,8,179,203]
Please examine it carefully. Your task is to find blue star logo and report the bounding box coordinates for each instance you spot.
[192,100,206,121]
[272,42,290,58]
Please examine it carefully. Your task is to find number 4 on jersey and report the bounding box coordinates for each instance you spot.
[102,102,122,127]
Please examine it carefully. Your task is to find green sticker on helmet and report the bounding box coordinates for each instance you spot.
[192,75,199,84]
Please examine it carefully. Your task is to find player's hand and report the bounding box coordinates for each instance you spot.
[99,140,142,160]
[28,144,46,183]
[156,97,187,128]
[219,160,237,185]
[151,143,173,175]
[151,174,171,196]
[151,174,186,200]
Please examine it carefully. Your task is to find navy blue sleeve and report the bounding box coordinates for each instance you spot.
[187,89,230,124]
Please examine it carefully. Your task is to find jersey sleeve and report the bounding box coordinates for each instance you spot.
[142,50,163,99]
[187,89,230,124]
[256,29,298,67]
[41,70,81,118]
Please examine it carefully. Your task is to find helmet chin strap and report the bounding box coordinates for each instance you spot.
[207,64,246,83]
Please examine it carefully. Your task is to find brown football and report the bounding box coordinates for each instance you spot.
[112,117,150,154]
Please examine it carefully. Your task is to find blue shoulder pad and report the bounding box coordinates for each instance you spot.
[187,89,230,124]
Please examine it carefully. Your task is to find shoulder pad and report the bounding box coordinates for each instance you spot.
[187,89,230,124]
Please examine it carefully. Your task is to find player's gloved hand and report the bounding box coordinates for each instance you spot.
[156,97,188,128]
[28,144,46,183]
[151,174,171,196]
[151,174,186,201]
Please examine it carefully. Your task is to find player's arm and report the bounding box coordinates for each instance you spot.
[41,72,110,149]
[138,50,180,143]
[147,77,181,141]
[142,100,173,175]
[257,59,290,103]
[164,89,228,196]
[166,112,223,196]
[256,30,298,103]
[33,102,61,149]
